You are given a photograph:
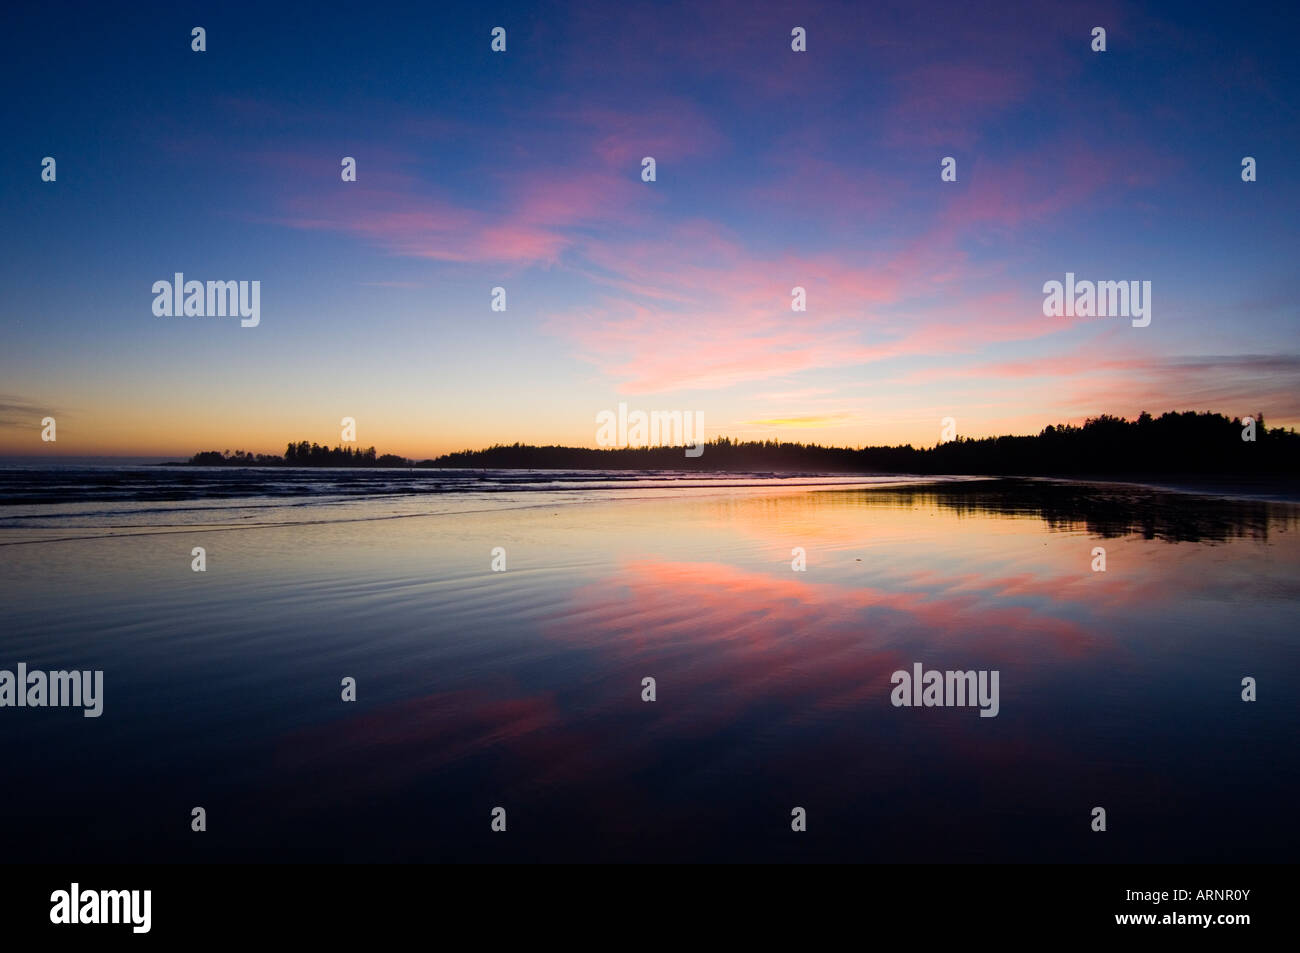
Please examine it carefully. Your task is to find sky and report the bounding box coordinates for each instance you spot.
[1,0,1297,459]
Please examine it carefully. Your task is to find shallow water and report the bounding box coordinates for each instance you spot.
[1,473,1296,862]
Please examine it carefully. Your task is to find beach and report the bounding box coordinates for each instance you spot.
[1,470,1296,862]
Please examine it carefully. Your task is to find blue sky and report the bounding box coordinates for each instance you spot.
[2,0,1296,457]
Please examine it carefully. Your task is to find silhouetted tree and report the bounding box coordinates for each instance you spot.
[183,412,1300,475]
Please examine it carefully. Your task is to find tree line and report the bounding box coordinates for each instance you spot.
[421,412,1297,475]
[186,442,406,467]
[179,412,1298,476]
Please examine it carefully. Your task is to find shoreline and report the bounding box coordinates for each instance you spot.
[2,463,1297,501]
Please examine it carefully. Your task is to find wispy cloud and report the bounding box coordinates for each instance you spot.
[0,395,61,429]
[740,413,860,429]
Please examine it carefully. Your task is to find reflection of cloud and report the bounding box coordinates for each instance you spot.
[635,558,1099,650]
[541,556,1112,737]
[263,537,1117,814]
[259,555,1115,838]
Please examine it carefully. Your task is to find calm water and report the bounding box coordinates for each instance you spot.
[1,469,1297,862]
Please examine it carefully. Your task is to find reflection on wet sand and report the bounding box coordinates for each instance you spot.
[1,478,1295,861]
[249,483,1296,861]
[836,478,1297,543]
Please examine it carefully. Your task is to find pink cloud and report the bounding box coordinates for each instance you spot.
[236,68,1181,400]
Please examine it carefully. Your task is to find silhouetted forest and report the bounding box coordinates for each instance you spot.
[185,442,407,468]
[419,412,1297,475]
[178,412,1298,476]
